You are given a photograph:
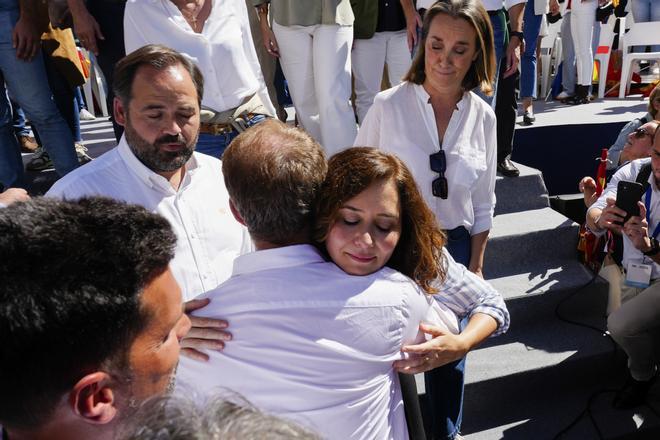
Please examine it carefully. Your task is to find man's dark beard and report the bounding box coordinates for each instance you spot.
[124,120,197,173]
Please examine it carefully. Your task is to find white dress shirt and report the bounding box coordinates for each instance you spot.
[589,158,660,279]
[124,0,275,116]
[480,0,527,11]
[47,138,252,301]
[176,244,442,440]
[355,82,497,235]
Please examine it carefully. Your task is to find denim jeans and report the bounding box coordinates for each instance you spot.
[0,8,77,188]
[520,2,543,99]
[425,226,472,439]
[9,96,29,137]
[195,114,268,159]
[33,51,82,143]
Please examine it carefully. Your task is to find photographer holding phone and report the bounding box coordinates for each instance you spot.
[586,126,660,410]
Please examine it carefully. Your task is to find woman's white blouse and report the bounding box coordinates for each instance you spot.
[124,0,275,116]
[355,82,497,234]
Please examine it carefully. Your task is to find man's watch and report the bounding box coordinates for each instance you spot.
[643,237,660,256]
[510,31,524,45]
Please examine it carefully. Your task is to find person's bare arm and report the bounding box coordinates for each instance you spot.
[255,2,279,57]
[14,0,40,61]
[400,0,422,51]
[67,0,104,56]
[468,230,489,278]
[503,2,525,78]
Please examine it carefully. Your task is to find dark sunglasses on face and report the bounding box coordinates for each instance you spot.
[429,150,448,199]
[633,127,653,139]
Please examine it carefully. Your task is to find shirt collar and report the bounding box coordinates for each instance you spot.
[232,244,325,277]
[117,136,201,194]
[413,82,467,111]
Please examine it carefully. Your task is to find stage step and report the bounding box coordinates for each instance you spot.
[494,162,549,216]
[483,207,580,281]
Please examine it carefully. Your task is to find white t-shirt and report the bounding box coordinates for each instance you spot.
[47,138,252,301]
[176,244,442,440]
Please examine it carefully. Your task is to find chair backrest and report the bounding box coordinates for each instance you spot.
[540,19,561,51]
[621,21,660,53]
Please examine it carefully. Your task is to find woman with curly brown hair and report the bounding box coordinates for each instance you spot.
[315,147,509,439]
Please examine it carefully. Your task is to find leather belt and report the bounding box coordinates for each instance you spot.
[199,112,261,136]
[199,122,234,135]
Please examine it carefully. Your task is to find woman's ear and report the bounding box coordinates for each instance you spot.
[70,372,118,425]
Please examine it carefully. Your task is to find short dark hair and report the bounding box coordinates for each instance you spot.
[0,197,177,429]
[404,0,496,95]
[222,119,327,245]
[114,44,204,106]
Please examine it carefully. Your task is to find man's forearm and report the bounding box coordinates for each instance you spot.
[18,0,38,19]
[66,0,89,17]
[400,0,417,19]
[507,3,525,33]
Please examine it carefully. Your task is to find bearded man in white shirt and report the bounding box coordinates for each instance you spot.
[175,118,442,439]
[47,45,249,361]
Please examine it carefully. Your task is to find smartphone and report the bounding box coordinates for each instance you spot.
[615,180,645,225]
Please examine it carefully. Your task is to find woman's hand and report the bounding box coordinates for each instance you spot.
[12,13,40,61]
[393,323,470,374]
[401,0,422,52]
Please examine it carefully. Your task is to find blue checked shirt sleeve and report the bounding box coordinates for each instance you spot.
[432,248,510,336]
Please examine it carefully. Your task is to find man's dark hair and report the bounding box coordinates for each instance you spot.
[113,44,204,107]
[222,119,327,245]
[0,197,177,429]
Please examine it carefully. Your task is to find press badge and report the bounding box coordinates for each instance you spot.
[625,261,652,288]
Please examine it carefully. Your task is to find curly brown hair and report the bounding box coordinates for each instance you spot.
[314,147,447,293]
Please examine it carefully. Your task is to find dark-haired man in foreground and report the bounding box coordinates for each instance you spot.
[0,197,191,440]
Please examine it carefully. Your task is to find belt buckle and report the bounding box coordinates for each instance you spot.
[209,123,231,136]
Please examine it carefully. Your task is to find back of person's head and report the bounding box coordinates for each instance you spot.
[649,84,660,119]
[314,147,446,293]
[222,119,327,245]
[0,197,176,431]
[121,394,320,440]
[114,44,204,106]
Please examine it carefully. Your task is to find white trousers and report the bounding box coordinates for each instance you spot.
[352,30,411,124]
[570,0,597,86]
[273,21,357,156]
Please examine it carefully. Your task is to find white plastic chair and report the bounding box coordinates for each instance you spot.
[618,21,660,98]
[539,20,562,99]
[594,15,621,99]
[80,49,109,117]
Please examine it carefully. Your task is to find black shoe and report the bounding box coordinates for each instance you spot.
[566,85,590,105]
[523,111,535,125]
[497,159,520,177]
[613,372,657,409]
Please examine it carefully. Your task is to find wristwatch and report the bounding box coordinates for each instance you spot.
[643,237,660,256]
[510,31,524,45]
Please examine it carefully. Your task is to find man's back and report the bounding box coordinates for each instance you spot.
[176,245,434,440]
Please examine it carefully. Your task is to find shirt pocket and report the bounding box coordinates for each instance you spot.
[446,150,486,190]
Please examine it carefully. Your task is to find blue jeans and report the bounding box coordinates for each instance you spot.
[0,8,77,188]
[520,3,543,99]
[478,11,506,108]
[425,226,472,439]
[9,97,29,137]
[195,114,267,159]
